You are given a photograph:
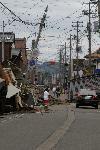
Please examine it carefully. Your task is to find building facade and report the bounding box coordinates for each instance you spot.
[0,32,15,63]
[10,38,28,73]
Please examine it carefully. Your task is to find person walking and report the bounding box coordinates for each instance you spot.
[43,88,50,111]
[56,86,61,98]
[52,86,56,97]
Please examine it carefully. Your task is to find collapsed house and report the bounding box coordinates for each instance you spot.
[0,64,21,114]
[0,64,41,114]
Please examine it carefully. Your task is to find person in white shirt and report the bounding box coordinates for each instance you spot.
[52,86,56,97]
[43,88,49,107]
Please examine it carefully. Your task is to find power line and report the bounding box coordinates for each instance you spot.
[0,1,36,26]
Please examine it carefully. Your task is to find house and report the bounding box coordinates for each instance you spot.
[11,38,27,72]
[0,32,15,63]
[85,48,100,60]
[70,59,84,78]
[84,48,100,73]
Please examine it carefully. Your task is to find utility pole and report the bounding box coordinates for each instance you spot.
[65,42,67,64]
[72,21,83,77]
[98,0,100,29]
[34,5,48,49]
[63,42,67,87]
[68,34,72,101]
[69,34,72,79]
[59,48,62,86]
[83,1,97,74]
[88,2,92,72]
[2,21,5,62]
[90,0,100,30]
[31,6,48,85]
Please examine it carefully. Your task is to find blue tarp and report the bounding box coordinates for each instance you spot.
[94,69,100,74]
[29,60,35,66]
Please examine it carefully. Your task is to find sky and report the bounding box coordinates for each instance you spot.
[0,0,100,62]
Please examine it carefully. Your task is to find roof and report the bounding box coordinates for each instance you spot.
[15,38,26,41]
[85,48,100,59]
[0,32,14,34]
[0,32,15,43]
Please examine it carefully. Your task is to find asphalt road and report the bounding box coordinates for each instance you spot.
[54,104,100,150]
[0,105,68,150]
[1,104,100,150]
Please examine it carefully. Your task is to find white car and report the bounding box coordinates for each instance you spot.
[76,89,99,109]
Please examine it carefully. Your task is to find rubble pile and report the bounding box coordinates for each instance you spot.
[0,64,45,115]
[0,63,61,115]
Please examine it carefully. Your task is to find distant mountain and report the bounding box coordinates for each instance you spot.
[37,62,60,74]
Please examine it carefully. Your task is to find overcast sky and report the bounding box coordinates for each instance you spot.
[0,0,100,62]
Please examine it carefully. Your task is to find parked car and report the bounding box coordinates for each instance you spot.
[76,89,99,109]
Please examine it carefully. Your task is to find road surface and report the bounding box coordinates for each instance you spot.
[1,104,100,150]
[54,104,100,150]
[0,105,68,150]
